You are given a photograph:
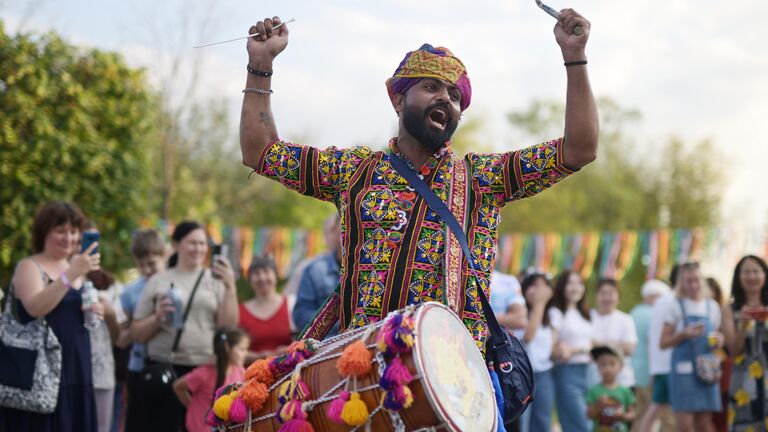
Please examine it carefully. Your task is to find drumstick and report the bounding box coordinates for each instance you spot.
[534,0,583,35]
[193,18,296,48]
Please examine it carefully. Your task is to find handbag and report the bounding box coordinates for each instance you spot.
[389,153,534,427]
[141,270,205,389]
[0,266,62,414]
[679,298,722,384]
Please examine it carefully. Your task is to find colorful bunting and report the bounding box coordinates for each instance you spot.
[155,221,767,283]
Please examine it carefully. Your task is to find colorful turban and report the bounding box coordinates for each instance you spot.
[385,44,472,112]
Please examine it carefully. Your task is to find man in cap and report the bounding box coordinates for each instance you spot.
[629,280,671,430]
[239,12,598,350]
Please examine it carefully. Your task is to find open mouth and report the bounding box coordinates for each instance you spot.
[428,108,448,130]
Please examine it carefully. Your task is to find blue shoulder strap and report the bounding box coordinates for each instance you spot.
[388,153,506,343]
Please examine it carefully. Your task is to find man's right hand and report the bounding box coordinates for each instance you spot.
[247,16,289,66]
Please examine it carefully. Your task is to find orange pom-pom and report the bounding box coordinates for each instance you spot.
[240,380,269,412]
[245,357,276,385]
[337,340,372,377]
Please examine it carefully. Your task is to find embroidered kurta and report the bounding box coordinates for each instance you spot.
[255,137,574,350]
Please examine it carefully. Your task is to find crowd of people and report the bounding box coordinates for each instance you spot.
[494,257,768,432]
[1,200,766,432]
[0,201,341,432]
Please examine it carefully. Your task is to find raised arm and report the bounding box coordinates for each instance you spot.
[240,16,290,169]
[554,10,598,169]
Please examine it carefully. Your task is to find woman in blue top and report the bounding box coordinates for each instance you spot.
[659,262,723,432]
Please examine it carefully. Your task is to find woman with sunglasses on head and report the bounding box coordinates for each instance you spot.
[721,255,768,431]
[659,262,723,432]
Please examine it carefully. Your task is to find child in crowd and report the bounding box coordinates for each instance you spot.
[120,228,166,431]
[587,345,637,432]
[173,327,249,432]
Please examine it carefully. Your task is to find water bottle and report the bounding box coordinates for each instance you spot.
[165,283,184,329]
[81,280,100,331]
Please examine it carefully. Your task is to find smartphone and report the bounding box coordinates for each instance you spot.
[81,231,100,255]
[212,244,228,263]
[211,244,228,278]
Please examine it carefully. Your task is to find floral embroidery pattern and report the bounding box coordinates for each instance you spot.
[256,138,572,348]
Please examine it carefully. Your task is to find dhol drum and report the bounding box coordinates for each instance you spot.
[216,301,497,432]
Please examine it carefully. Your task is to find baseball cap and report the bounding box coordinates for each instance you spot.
[641,279,670,298]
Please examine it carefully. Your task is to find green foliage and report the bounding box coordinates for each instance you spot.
[501,97,722,233]
[500,97,724,308]
[0,22,156,287]
[142,97,335,229]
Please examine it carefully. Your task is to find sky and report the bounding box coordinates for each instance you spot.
[3,0,767,229]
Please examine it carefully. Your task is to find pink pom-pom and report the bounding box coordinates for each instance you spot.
[379,357,413,390]
[326,390,350,424]
[229,396,248,423]
[278,401,315,432]
[279,417,315,432]
[278,399,303,423]
[205,408,222,427]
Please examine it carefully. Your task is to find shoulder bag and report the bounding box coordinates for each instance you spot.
[0,263,62,414]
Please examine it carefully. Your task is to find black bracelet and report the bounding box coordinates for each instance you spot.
[564,60,588,67]
[247,64,273,77]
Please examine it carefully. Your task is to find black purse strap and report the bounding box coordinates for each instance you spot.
[171,270,205,352]
[389,153,506,345]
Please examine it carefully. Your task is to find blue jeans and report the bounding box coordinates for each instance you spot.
[520,369,555,432]
[553,363,589,432]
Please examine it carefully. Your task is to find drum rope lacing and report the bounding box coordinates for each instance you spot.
[226,306,424,430]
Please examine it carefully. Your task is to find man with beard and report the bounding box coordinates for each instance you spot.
[240,12,598,350]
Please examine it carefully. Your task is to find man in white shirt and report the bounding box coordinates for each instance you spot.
[489,270,527,330]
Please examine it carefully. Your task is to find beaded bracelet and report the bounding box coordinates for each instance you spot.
[243,88,273,95]
[246,65,273,77]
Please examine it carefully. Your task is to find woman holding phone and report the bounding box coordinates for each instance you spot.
[0,201,102,432]
[721,255,768,431]
[659,262,723,432]
[129,221,239,432]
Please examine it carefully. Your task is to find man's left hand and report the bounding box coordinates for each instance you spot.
[554,9,590,60]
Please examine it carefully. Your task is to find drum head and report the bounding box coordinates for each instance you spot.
[414,303,497,432]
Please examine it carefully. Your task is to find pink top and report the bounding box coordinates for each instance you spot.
[184,363,245,432]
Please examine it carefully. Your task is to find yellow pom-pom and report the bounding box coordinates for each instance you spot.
[402,386,414,409]
[213,394,234,421]
[340,392,369,426]
[337,340,372,377]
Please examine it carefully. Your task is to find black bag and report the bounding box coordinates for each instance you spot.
[141,270,204,388]
[389,154,535,427]
[482,291,536,425]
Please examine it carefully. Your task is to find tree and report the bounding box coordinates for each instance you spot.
[498,97,725,309]
[501,97,722,233]
[0,22,157,287]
